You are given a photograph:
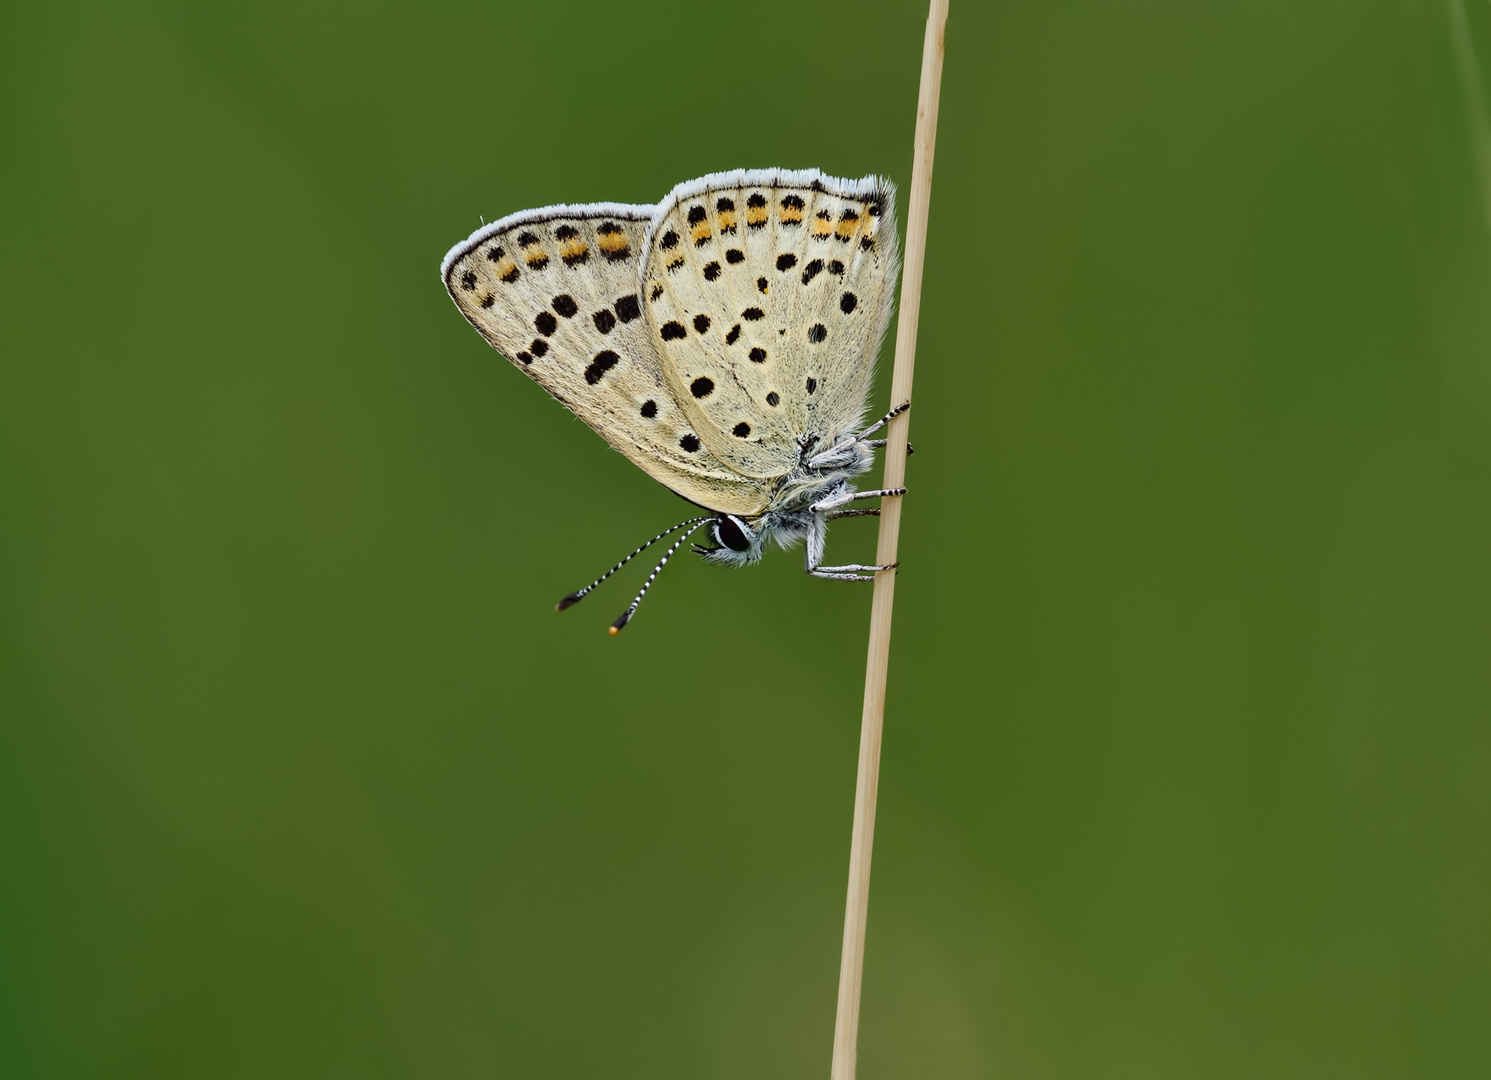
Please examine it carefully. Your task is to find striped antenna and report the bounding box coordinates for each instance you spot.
[609,519,711,635]
[556,516,712,612]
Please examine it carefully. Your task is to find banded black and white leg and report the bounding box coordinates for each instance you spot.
[856,400,911,441]
[804,490,904,581]
[806,405,911,580]
[805,401,913,469]
[864,439,915,456]
[860,402,916,457]
[809,487,908,514]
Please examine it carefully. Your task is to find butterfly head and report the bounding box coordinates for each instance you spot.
[695,514,766,567]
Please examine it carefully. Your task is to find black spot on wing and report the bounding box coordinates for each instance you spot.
[460,270,476,290]
[748,347,766,363]
[687,205,707,224]
[660,230,680,250]
[703,261,721,282]
[693,314,711,334]
[535,311,558,336]
[726,248,744,264]
[806,377,817,394]
[530,338,548,357]
[766,391,779,406]
[776,253,797,272]
[801,259,824,285]
[808,323,828,344]
[725,324,741,345]
[584,350,619,385]
[690,377,714,398]
[640,399,657,419]
[679,433,701,453]
[552,295,579,318]
[840,292,857,314]
[733,422,751,437]
[615,294,641,322]
[742,307,765,321]
[660,321,687,341]
[593,308,617,334]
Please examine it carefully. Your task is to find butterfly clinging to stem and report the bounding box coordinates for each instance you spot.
[441,168,910,633]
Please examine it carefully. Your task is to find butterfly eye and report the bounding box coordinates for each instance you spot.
[714,515,753,553]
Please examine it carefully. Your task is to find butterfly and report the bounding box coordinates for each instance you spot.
[441,168,909,633]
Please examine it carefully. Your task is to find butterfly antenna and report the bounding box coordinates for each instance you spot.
[556,516,711,612]
[609,519,711,635]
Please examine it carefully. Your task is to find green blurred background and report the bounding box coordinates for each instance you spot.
[4,0,1490,1076]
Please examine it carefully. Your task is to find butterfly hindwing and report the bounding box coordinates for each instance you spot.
[443,205,772,515]
[638,170,900,478]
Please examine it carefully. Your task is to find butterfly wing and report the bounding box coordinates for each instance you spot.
[443,205,772,516]
[637,170,900,478]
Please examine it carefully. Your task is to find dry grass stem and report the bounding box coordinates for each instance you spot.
[829,2,950,1078]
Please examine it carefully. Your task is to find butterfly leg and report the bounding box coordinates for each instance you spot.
[856,401,911,441]
[809,564,898,580]
[865,439,915,457]
[805,405,915,470]
[809,487,907,514]
[804,512,898,580]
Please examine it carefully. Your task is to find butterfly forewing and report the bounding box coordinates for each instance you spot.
[443,206,772,515]
[639,170,900,478]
